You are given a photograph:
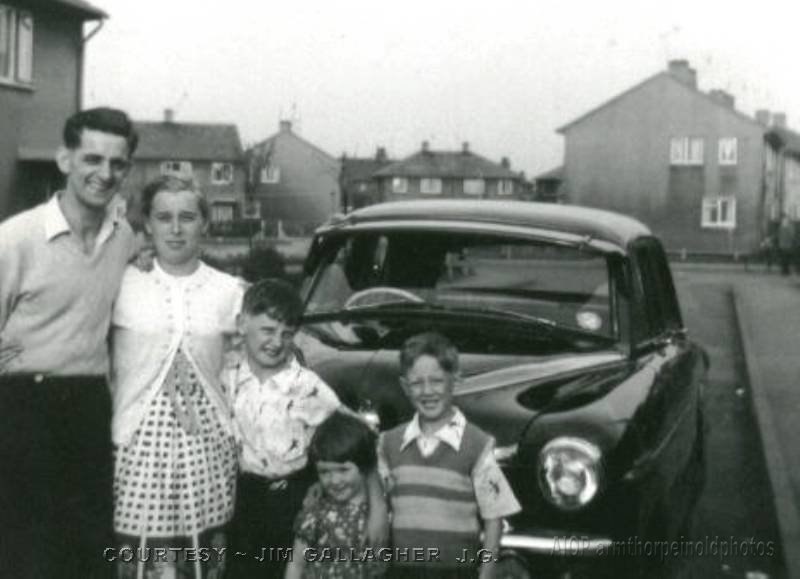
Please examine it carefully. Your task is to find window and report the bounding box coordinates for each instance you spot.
[211,162,233,184]
[497,179,514,195]
[260,165,280,183]
[463,179,485,195]
[420,178,442,195]
[670,137,704,165]
[391,177,408,194]
[0,6,33,84]
[701,196,736,228]
[718,138,738,165]
[210,202,235,223]
[160,161,192,176]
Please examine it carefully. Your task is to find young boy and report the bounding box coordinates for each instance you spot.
[379,332,521,579]
[225,278,387,578]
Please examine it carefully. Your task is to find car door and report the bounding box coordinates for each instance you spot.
[628,238,703,495]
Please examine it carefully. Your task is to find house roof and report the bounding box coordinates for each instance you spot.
[340,157,394,183]
[133,121,243,162]
[373,149,520,180]
[535,165,564,182]
[49,0,107,19]
[556,71,764,134]
[251,126,338,165]
[766,127,800,156]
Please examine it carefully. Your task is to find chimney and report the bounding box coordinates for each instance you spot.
[375,147,387,162]
[755,109,771,126]
[709,89,735,109]
[462,141,470,154]
[164,108,175,123]
[667,59,697,89]
[421,140,430,153]
[501,157,510,169]
[279,120,292,132]
[773,112,787,128]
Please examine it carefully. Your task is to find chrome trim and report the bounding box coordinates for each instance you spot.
[501,533,613,556]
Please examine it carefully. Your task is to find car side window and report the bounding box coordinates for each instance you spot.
[633,239,683,342]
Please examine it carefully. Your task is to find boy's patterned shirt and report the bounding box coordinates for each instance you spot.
[378,408,521,520]
[224,350,341,478]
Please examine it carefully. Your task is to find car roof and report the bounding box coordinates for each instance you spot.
[324,200,651,248]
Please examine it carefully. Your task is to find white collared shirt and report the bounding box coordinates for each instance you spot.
[110,260,245,445]
[225,351,341,478]
[0,193,135,375]
[380,408,522,520]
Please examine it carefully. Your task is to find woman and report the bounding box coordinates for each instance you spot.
[110,175,244,579]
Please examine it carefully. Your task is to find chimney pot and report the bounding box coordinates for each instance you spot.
[375,147,387,162]
[421,141,430,153]
[164,108,174,123]
[667,59,697,89]
[755,109,771,126]
[462,141,470,154]
[501,157,510,169]
[280,120,292,132]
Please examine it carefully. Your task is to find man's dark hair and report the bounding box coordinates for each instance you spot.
[399,331,459,375]
[241,278,303,327]
[62,107,139,155]
[309,412,377,473]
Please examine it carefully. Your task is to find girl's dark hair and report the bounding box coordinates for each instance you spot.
[308,412,377,472]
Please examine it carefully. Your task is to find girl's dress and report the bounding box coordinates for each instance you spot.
[294,494,385,579]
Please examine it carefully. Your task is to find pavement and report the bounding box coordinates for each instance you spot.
[725,269,800,578]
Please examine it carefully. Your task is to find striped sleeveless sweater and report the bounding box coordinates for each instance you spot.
[383,420,490,569]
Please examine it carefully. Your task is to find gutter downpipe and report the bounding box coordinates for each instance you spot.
[78,18,105,110]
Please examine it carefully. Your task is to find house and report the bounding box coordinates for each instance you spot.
[557,59,793,256]
[0,0,106,220]
[763,121,800,224]
[120,110,246,228]
[246,120,340,231]
[534,166,564,202]
[339,147,393,211]
[372,141,527,203]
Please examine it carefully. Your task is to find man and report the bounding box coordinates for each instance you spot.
[0,107,138,578]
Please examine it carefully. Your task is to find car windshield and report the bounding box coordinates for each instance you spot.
[303,230,617,341]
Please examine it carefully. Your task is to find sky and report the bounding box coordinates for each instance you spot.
[83,0,800,178]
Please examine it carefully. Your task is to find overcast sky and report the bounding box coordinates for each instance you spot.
[83,0,800,178]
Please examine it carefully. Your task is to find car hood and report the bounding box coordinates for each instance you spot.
[296,330,631,444]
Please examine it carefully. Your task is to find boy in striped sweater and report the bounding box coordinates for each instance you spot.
[379,332,521,579]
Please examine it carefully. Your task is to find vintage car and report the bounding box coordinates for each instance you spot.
[294,200,707,578]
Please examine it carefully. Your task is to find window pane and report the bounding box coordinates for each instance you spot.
[16,11,32,82]
[0,8,12,79]
[464,179,484,195]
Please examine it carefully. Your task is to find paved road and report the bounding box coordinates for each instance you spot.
[672,267,784,579]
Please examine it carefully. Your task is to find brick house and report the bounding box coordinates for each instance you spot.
[120,110,246,228]
[557,59,798,255]
[0,0,106,219]
[246,120,340,230]
[372,141,527,203]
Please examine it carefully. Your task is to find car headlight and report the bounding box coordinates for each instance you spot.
[538,437,602,511]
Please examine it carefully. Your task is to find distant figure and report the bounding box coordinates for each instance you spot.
[777,214,794,276]
[760,232,778,273]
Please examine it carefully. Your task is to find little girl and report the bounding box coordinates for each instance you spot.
[285,412,385,579]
